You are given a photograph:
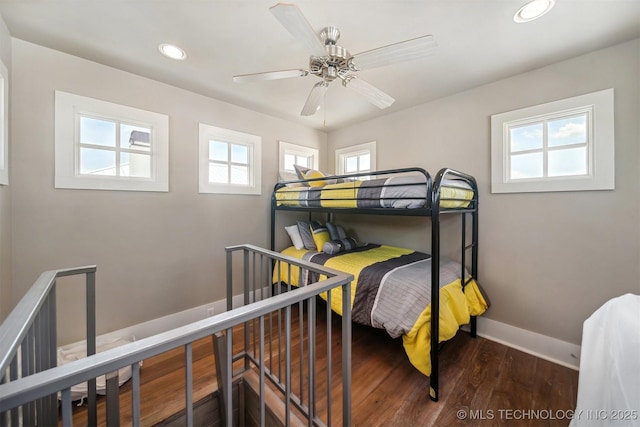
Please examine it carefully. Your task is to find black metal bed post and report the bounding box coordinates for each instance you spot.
[429,198,440,402]
[470,193,479,338]
[270,191,277,251]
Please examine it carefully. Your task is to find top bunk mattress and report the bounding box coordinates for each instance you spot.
[275,174,474,210]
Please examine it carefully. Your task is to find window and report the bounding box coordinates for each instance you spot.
[335,141,376,176]
[279,141,318,172]
[491,89,614,193]
[77,117,152,177]
[55,91,169,192]
[0,58,8,186]
[199,123,262,195]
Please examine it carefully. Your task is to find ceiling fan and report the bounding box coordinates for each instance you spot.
[233,3,437,116]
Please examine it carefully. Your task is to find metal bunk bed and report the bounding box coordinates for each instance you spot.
[269,166,479,401]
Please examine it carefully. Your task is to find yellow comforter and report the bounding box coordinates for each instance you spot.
[274,245,488,377]
[275,176,474,209]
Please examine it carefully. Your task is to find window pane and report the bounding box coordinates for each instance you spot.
[230,165,248,185]
[345,156,358,173]
[122,124,151,151]
[359,153,370,171]
[80,117,116,147]
[510,123,543,152]
[510,152,543,179]
[121,152,151,178]
[120,152,129,175]
[549,147,587,177]
[80,147,116,175]
[209,163,228,183]
[548,115,587,147]
[231,144,248,164]
[284,154,296,170]
[295,155,310,168]
[209,141,228,161]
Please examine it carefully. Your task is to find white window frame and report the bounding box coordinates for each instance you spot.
[199,123,262,195]
[0,58,8,186]
[491,89,614,193]
[278,141,318,172]
[55,91,169,192]
[335,141,377,175]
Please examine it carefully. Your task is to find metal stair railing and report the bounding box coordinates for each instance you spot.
[0,266,97,426]
[224,244,354,427]
[0,245,353,427]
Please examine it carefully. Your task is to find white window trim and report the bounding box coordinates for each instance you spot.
[491,89,614,193]
[55,91,169,192]
[278,141,319,171]
[0,58,8,186]
[199,123,262,195]
[335,141,377,175]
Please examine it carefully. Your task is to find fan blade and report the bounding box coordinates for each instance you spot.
[270,3,327,57]
[350,35,436,70]
[233,69,308,83]
[342,76,394,109]
[301,81,329,116]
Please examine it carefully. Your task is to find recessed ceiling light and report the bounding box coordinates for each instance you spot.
[514,0,555,23]
[158,43,187,60]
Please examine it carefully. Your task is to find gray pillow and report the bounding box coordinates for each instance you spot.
[326,222,347,240]
[322,237,358,255]
[297,220,321,250]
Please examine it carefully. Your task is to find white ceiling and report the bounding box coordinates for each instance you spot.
[1,0,639,131]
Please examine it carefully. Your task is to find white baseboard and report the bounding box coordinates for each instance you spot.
[60,293,249,350]
[65,298,581,371]
[465,317,580,370]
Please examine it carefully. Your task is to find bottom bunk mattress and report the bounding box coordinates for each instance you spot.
[273,244,489,376]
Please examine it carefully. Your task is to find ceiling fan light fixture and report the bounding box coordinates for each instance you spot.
[237,3,431,117]
[513,0,555,23]
[158,43,187,60]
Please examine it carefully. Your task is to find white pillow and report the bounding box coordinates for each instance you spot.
[285,225,305,250]
[278,170,304,187]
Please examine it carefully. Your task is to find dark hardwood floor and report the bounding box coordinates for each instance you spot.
[65,306,579,427]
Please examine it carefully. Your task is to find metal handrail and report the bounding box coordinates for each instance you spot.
[0,245,353,426]
[226,244,354,426]
[0,275,349,406]
[0,266,96,376]
[0,265,97,426]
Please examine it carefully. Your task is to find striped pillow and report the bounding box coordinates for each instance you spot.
[311,224,331,252]
[322,237,358,255]
[293,165,336,187]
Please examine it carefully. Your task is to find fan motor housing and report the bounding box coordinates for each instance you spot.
[309,44,351,81]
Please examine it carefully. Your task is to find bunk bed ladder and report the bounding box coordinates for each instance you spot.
[461,212,479,338]
[430,168,479,402]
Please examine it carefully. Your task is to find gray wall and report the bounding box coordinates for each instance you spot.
[10,39,327,344]
[328,39,640,345]
[0,14,11,322]
[6,29,639,348]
